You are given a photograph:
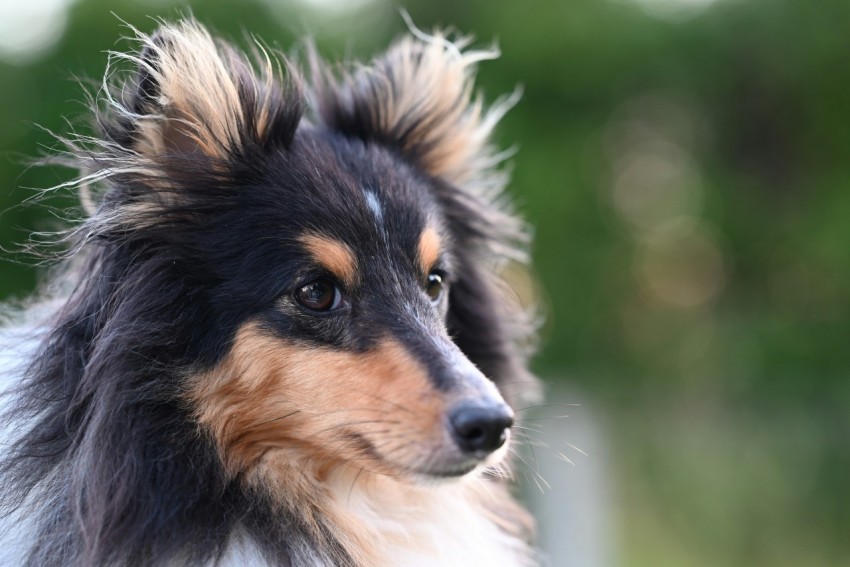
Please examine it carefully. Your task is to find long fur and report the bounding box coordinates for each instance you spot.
[0,19,540,566]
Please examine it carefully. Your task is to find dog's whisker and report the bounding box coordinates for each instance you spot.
[508,446,550,493]
[302,419,404,442]
[514,423,588,458]
[240,406,399,433]
[510,430,542,477]
[346,467,366,504]
[512,424,545,434]
[514,402,582,413]
[564,441,589,457]
[518,413,571,421]
[242,410,301,430]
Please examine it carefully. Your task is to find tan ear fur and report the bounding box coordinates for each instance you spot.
[115,20,300,159]
[311,28,520,188]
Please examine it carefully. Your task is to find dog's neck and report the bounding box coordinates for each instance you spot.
[240,458,536,567]
[327,467,534,567]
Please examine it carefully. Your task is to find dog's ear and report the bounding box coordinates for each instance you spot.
[310,32,518,188]
[72,20,304,230]
[111,20,302,161]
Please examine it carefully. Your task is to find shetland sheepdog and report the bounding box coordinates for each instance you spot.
[0,18,541,566]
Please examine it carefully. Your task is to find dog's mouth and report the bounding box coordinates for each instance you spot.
[420,462,479,478]
[384,426,512,482]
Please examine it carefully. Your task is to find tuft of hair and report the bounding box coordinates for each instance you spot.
[111,19,302,158]
[311,26,517,181]
[57,19,304,232]
[310,26,525,238]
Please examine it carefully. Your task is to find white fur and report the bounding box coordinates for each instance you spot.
[363,189,384,228]
[328,471,533,567]
[0,317,45,566]
[214,470,534,567]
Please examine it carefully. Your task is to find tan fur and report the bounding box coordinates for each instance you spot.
[189,322,445,478]
[417,227,441,276]
[367,36,497,185]
[189,321,463,564]
[188,321,534,565]
[299,234,358,286]
[313,29,520,189]
[120,20,284,159]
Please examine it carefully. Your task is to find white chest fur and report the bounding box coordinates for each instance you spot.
[219,470,535,567]
[322,470,534,567]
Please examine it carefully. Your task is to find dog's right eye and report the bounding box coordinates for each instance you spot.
[426,271,445,302]
[295,279,342,311]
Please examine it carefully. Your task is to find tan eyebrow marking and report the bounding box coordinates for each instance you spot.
[418,227,442,275]
[299,234,357,285]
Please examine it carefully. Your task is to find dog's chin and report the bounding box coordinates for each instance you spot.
[402,464,478,487]
[399,444,511,486]
[421,462,480,479]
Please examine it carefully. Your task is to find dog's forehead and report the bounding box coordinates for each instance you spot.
[275,132,445,263]
[298,188,442,285]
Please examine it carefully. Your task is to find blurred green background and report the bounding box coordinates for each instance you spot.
[1,0,849,565]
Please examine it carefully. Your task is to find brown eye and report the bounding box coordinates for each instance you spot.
[295,279,342,311]
[426,272,444,302]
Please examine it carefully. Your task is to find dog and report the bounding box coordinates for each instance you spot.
[0,18,541,566]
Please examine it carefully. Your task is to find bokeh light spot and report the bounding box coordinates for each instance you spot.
[0,0,75,65]
[625,0,719,21]
[636,218,726,309]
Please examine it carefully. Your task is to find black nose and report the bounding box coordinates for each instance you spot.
[449,402,514,455]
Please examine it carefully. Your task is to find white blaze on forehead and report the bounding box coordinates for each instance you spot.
[364,189,384,227]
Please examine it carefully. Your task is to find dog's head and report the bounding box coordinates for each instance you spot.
[83,20,536,484]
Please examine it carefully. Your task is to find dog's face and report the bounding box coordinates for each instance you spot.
[189,136,513,481]
[93,22,529,485]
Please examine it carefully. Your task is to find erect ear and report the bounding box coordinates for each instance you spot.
[112,20,302,160]
[310,30,519,187]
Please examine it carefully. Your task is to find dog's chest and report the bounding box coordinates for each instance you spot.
[323,473,533,567]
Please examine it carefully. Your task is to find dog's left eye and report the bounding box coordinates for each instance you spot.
[295,279,343,311]
[426,271,445,302]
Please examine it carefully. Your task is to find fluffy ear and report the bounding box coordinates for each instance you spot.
[108,20,302,160]
[310,30,519,187]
